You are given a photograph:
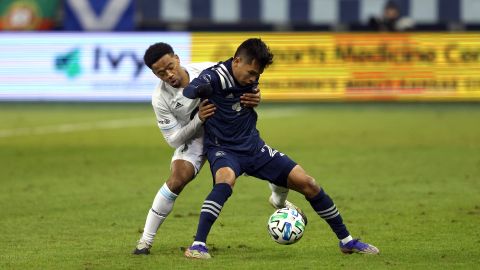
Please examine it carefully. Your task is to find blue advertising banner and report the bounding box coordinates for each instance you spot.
[63,0,134,31]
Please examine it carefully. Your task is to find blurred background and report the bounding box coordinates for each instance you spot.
[2,2,480,269]
[0,0,479,102]
[2,0,480,32]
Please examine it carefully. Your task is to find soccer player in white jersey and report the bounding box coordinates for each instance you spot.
[133,42,299,255]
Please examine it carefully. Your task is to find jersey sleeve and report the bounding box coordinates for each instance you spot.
[183,69,218,99]
[152,93,203,149]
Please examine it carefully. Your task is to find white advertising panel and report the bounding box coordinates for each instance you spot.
[0,32,191,101]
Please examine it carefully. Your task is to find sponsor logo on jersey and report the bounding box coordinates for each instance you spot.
[215,151,226,157]
[158,119,170,124]
[232,102,242,112]
[226,93,234,99]
[201,74,212,82]
[175,102,183,109]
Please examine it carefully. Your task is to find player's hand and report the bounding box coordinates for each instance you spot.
[240,88,261,108]
[198,99,216,122]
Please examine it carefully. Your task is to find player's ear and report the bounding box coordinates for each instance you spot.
[233,56,241,65]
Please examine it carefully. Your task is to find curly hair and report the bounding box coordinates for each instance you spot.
[143,42,174,69]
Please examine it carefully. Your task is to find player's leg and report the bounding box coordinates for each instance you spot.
[134,140,204,255]
[185,167,235,259]
[286,165,379,254]
[134,160,195,255]
[286,165,349,238]
[248,144,306,222]
[185,151,240,259]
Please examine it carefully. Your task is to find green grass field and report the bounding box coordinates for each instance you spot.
[1,103,479,270]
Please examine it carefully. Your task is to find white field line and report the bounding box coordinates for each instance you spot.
[0,118,153,138]
[0,108,304,139]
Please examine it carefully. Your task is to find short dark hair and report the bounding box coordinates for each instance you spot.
[144,42,174,69]
[234,38,273,71]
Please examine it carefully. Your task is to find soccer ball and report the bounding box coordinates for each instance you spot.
[267,207,306,245]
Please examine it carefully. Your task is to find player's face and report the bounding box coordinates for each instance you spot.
[151,53,185,88]
[232,57,262,86]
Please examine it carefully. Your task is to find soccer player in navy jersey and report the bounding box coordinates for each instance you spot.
[182,38,379,259]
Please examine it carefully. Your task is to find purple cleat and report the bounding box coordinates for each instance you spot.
[339,239,380,255]
[184,244,211,259]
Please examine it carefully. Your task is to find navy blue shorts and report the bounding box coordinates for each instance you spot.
[207,143,297,187]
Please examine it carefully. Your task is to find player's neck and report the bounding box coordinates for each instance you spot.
[179,68,190,88]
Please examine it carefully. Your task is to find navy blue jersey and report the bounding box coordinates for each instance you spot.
[183,58,263,154]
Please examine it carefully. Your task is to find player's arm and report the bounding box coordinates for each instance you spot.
[152,101,203,149]
[183,70,217,99]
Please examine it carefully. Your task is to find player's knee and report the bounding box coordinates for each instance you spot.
[287,167,321,197]
[166,173,193,194]
[300,176,321,197]
[169,160,196,193]
[215,167,236,187]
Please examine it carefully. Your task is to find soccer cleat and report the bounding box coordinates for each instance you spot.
[339,239,380,255]
[184,244,211,259]
[132,240,151,255]
[269,196,308,225]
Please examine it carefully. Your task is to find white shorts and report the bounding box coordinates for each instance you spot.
[171,135,206,175]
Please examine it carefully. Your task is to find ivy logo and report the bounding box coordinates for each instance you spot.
[55,48,82,78]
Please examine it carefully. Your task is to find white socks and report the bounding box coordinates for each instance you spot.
[141,183,178,245]
[192,241,206,247]
[340,235,353,245]
[141,183,291,245]
[268,183,289,208]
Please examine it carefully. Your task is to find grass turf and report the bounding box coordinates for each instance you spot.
[0,103,479,269]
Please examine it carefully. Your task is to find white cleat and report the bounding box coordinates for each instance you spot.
[269,195,308,225]
[132,240,151,255]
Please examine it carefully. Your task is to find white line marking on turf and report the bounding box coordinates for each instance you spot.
[0,108,306,139]
[0,118,153,138]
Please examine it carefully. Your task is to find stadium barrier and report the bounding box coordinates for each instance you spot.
[1,32,479,101]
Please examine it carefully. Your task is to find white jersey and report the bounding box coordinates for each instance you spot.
[151,62,216,149]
